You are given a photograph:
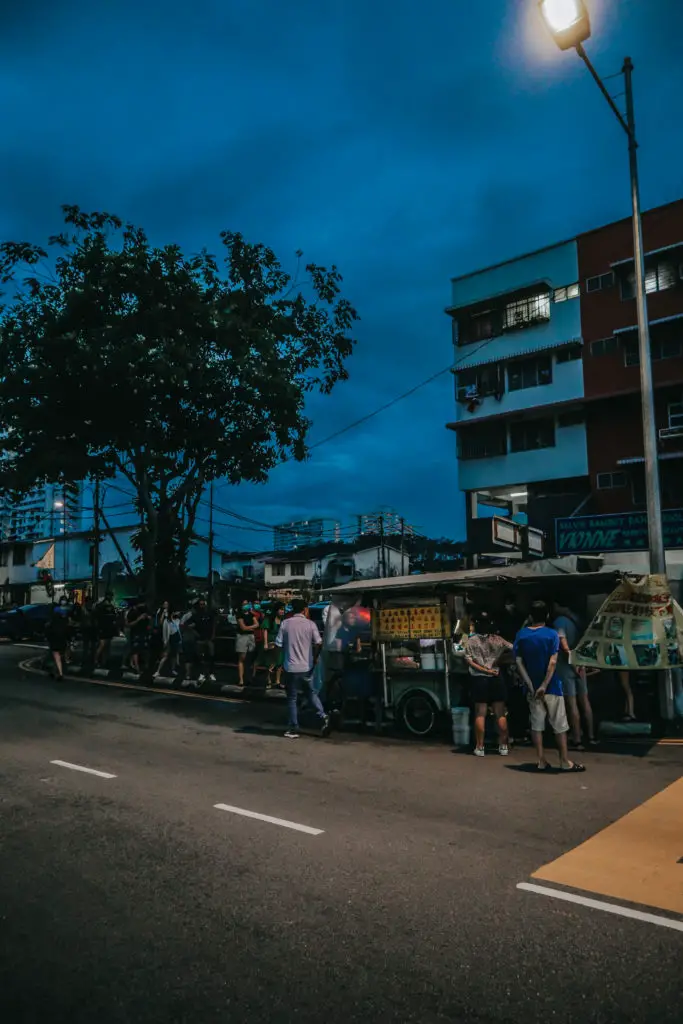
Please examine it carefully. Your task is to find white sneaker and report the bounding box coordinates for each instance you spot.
[284,730,300,739]
[208,674,216,683]
[198,674,206,684]
[473,747,485,757]
[498,745,509,756]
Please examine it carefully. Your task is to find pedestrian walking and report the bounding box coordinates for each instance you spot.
[180,612,200,688]
[552,602,597,750]
[45,602,70,680]
[150,600,170,673]
[275,598,330,739]
[463,610,512,757]
[262,602,285,688]
[154,611,183,681]
[249,602,265,684]
[182,598,216,684]
[80,595,97,668]
[126,599,151,674]
[514,601,585,773]
[235,601,258,687]
[94,592,118,668]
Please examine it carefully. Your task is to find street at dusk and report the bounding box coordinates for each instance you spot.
[1,644,681,1023]
[2,2,683,1021]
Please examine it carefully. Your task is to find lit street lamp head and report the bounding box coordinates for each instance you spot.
[538,0,591,50]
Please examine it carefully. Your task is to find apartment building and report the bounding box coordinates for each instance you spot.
[447,198,683,555]
[1,482,83,542]
[273,518,341,551]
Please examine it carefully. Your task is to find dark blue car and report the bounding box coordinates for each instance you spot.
[0,603,59,642]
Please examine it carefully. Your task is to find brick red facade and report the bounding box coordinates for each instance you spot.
[577,199,683,517]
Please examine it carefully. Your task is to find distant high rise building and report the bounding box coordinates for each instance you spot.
[1,482,83,541]
[273,517,341,551]
[356,510,415,539]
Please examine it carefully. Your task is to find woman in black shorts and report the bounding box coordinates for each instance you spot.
[463,611,513,757]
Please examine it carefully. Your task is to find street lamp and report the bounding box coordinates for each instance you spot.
[539,1,665,577]
[539,2,672,717]
[538,0,590,50]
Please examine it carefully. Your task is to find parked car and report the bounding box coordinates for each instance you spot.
[0,603,56,641]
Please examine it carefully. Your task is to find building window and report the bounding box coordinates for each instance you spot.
[597,471,627,490]
[586,272,614,293]
[556,344,582,363]
[509,418,555,453]
[558,410,585,427]
[553,283,580,303]
[455,364,503,401]
[270,562,286,577]
[622,261,678,299]
[507,354,552,391]
[623,337,683,366]
[12,544,27,566]
[590,337,618,357]
[503,293,550,331]
[457,309,502,346]
[289,562,306,576]
[668,402,683,429]
[458,425,507,461]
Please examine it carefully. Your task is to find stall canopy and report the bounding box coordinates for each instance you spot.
[329,556,635,597]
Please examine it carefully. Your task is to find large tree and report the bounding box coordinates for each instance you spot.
[0,206,359,603]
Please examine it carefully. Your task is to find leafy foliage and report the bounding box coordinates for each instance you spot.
[0,206,359,602]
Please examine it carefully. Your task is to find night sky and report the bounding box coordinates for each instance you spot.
[3,1,683,551]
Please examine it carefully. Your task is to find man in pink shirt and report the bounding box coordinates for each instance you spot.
[275,599,330,739]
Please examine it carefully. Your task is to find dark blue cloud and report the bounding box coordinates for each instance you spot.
[2,0,682,548]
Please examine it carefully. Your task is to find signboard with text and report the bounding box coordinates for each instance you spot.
[556,509,683,555]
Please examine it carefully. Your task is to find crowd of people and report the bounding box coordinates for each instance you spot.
[460,597,630,772]
[43,591,331,739]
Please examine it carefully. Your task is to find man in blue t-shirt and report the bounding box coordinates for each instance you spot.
[514,601,585,773]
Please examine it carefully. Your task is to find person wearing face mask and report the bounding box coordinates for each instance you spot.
[235,600,258,687]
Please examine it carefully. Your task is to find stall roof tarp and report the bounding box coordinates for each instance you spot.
[329,557,637,596]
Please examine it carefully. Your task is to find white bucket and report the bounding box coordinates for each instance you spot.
[451,706,470,748]
[420,652,436,671]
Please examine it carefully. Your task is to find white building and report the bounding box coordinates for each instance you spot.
[0,524,224,605]
[446,238,588,552]
[263,544,407,588]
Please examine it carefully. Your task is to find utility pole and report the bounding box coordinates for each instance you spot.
[208,480,215,607]
[379,513,386,578]
[92,478,101,601]
[400,517,406,576]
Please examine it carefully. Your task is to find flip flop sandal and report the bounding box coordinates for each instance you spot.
[537,762,551,771]
[561,762,586,773]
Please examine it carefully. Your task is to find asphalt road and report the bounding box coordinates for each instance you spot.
[1,642,682,1023]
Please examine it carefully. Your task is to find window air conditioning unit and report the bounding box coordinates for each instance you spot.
[658,426,683,440]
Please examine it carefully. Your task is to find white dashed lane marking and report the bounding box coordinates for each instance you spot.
[50,760,117,779]
[214,803,324,835]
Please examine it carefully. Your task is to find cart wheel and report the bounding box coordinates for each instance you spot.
[398,692,438,738]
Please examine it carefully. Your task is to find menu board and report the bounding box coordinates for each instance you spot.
[374,605,450,640]
[570,573,683,671]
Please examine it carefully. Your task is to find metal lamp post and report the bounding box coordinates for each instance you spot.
[539,1,674,718]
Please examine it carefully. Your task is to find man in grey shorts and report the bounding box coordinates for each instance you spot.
[553,603,596,750]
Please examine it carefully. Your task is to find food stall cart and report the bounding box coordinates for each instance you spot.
[324,559,628,739]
